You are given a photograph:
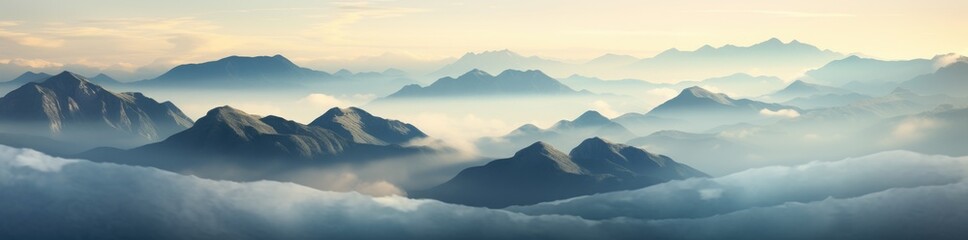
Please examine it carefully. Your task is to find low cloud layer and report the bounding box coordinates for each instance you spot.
[759,108,800,118]
[1,145,967,239]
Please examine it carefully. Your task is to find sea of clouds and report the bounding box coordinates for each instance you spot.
[1,145,966,239]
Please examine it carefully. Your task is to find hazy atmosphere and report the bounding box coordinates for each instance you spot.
[1,1,966,239]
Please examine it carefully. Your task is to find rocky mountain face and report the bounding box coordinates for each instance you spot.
[309,107,427,145]
[0,71,193,150]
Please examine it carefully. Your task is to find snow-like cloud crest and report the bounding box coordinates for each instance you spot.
[1,145,967,239]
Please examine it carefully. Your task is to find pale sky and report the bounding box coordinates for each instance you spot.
[1,0,966,72]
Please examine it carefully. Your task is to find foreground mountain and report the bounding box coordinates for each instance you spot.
[77,106,432,181]
[386,69,577,98]
[413,137,706,208]
[0,71,193,151]
[309,107,427,145]
[900,61,968,97]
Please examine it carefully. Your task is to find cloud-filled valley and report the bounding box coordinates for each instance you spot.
[1,2,967,238]
[2,146,967,239]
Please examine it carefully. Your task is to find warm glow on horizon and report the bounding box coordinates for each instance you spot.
[1,0,966,73]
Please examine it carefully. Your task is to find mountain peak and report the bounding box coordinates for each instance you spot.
[192,106,276,141]
[311,106,426,145]
[682,86,717,98]
[783,80,825,91]
[20,71,47,78]
[569,137,624,162]
[759,37,784,45]
[510,141,581,174]
[39,71,94,89]
[6,71,52,84]
[661,86,735,106]
[334,69,354,77]
[576,136,612,148]
[460,69,493,78]
[497,69,549,78]
[205,105,250,119]
[516,141,560,156]
[320,106,368,118]
[510,123,542,135]
[572,110,610,125]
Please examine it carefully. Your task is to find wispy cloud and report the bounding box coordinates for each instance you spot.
[692,9,855,18]
[568,29,707,37]
[304,1,428,45]
[0,21,65,48]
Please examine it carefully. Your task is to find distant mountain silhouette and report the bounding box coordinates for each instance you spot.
[650,86,792,118]
[0,71,193,150]
[560,73,783,98]
[88,73,121,85]
[77,106,434,181]
[625,130,751,175]
[414,137,706,208]
[803,54,963,89]
[477,110,635,157]
[429,39,842,81]
[783,87,965,127]
[386,69,577,98]
[624,38,843,81]
[584,53,640,68]
[615,86,796,133]
[133,55,418,95]
[2,71,52,85]
[309,107,427,145]
[900,62,968,97]
[431,50,569,78]
[865,105,968,155]
[761,80,854,102]
[782,93,873,109]
[700,73,786,97]
[140,55,328,87]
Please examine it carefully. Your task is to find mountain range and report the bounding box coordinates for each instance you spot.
[430,38,843,82]
[413,137,707,208]
[899,61,968,97]
[124,55,418,95]
[309,107,427,145]
[561,73,785,98]
[385,69,578,98]
[477,110,635,157]
[431,50,568,78]
[760,80,855,103]
[0,71,193,152]
[624,38,843,81]
[78,105,435,181]
[612,86,798,134]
